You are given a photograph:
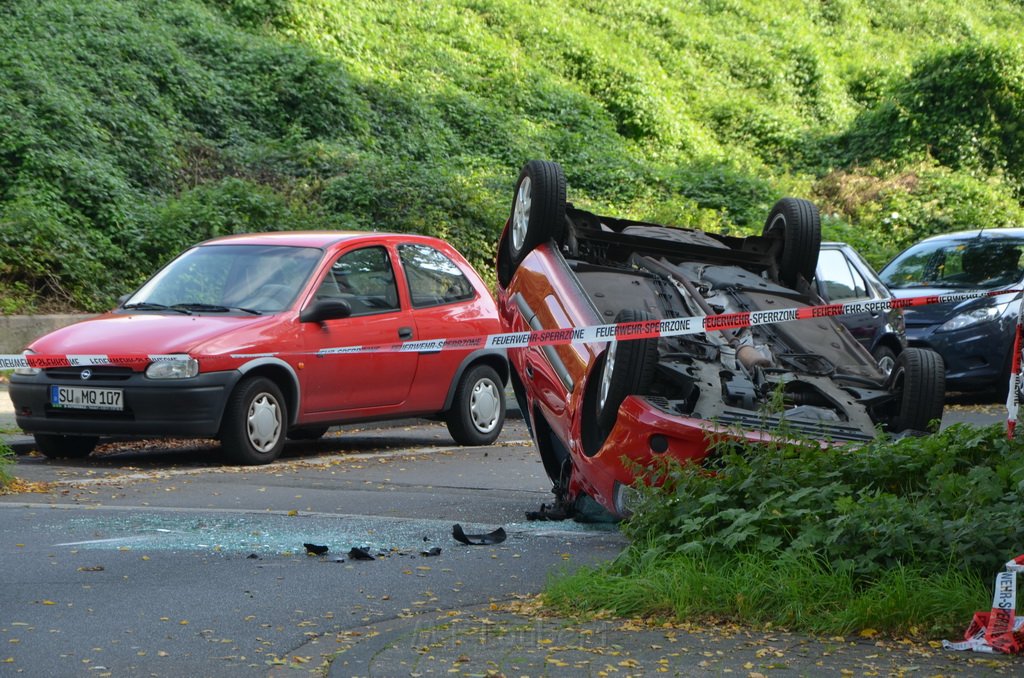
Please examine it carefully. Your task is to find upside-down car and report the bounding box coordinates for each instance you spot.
[496,160,945,520]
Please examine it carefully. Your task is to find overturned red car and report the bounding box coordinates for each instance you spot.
[496,160,945,520]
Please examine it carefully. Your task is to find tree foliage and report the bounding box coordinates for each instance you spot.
[1,0,1023,311]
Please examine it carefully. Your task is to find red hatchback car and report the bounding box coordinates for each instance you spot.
[10,232,507,463]
[496,161,944,520]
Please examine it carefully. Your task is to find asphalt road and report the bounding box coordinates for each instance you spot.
[0,421,641,675]
[2,403,1022,676]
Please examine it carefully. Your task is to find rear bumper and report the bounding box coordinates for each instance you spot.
[9,370,241,437]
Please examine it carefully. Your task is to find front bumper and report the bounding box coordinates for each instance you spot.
[906,320,1014,390]
[10,368,242,437]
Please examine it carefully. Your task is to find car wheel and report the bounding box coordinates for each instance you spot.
[220,376,287,464]
[508,160,567,269]
[286,426,330,441]
[872,345,898,377]
[763,197,821,288]
[595,309,659,435]
[887,348,945,434]
[446,364,506,445]
[33,434,98,459]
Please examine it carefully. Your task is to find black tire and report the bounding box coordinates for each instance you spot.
[286,426,330,441]
[872,345,898,377]
[763,197,821,288]
[220,376,287,464]
[887,348,945,434]
[595,309,659,434]
[33,434,98,459]
[446,364,506,445]
[507,160,567,269]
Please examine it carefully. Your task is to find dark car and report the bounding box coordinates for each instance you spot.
[878,228,1024,394]
[11,232,507,463]
[496,160,945,520]
[816,242,907,375]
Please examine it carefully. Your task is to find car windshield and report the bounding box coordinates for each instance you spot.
[880,238,1024,290]
[125,244,324,313]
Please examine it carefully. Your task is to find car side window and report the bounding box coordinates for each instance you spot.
[817,249,869,302]
[398,244,476,308]
[317,246,399,316]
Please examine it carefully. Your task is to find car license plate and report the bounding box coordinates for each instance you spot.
[50,385,124,411]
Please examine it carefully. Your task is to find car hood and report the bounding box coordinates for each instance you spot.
[890,286,1019,326]
[26,312,283,357]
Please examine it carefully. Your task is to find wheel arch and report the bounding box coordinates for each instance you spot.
[233,358,302,427]
[441,349,509,412]
[872,333,904,358]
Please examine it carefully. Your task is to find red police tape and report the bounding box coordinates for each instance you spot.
[3,287,1023,435]
[944,554,1024,654]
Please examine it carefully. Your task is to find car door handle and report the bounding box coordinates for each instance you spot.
[398,327,413,339]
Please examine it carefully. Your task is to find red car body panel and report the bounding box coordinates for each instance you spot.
[497,242,741,509]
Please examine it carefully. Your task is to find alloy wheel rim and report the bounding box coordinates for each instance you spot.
[247,393,281,452]
[598,341,617,412]
[470,379,500,433]
[511,176,532,254]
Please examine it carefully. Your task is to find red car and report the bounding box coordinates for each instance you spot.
[10,232,507,463]
[496,160,945,520]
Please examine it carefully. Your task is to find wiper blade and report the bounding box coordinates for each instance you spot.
[122,302,193,315]
[173,303,263,315]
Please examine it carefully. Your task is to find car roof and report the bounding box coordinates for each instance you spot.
[196,231,430,249]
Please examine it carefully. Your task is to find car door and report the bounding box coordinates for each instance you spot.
[815,246,878,351]
[394,242,484,410]
[300,244,418,414]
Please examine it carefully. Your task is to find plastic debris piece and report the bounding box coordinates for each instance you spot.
[348,546,375,561]
[420,546,442,557]
[303,543,329,556]
[452,524,506,545]
[525,503,571,521]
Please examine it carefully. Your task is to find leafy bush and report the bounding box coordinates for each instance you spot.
[625,424,1024,584]
[814,160,1024,267]
[2,0,1024,311]
[841,41,1024,196]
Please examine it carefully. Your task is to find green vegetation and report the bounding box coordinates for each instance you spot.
[0,441,13,489]
[546,425,1024,636]
[2,0,1024,311]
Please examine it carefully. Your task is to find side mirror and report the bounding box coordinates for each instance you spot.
[300,299,352,323]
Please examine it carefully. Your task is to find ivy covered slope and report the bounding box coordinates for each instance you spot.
[1,0,1023,312]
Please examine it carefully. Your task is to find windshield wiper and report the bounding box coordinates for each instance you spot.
[122,302,193,315]
[173,303,263,315]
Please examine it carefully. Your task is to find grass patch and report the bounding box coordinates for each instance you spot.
[546,551,986,638]
[0,440,14,489]
[545,424,1023,637]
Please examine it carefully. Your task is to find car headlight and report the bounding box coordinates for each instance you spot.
[612,481,643,518]
[13,350,40,376]
[937,303,1007,333]
[146,357,199,379]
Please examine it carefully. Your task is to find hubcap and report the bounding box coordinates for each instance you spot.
[511,176,532,254]
[247,392,281,453]
[598,341,617,412]
[470,378,500,433]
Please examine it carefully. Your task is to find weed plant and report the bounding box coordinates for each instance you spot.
[546,424,1024,636]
